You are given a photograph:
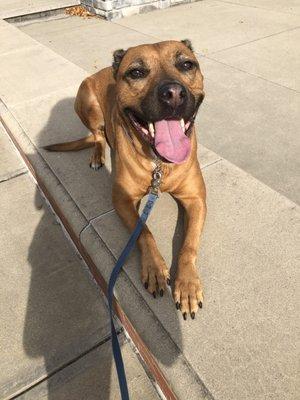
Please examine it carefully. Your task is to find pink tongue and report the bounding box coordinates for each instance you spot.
[154,120,191,164]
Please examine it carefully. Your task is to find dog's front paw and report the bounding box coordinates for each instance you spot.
[174,265,203,320]
[141,251,170,298]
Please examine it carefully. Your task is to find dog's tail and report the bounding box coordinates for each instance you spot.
[43,135,95,152]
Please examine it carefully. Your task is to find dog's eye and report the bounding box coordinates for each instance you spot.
[127,68,147,79]
[176,60,196,72]
[181,61,195,71]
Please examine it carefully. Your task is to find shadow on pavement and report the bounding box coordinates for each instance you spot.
[23,97,182,399]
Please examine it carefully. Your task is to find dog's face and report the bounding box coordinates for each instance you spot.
[113,40,204,164]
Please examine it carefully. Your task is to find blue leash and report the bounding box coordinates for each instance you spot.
[108,161,162,400]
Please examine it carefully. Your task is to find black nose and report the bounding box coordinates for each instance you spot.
[158,82,187,109]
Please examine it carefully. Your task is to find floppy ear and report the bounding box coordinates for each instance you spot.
[181,39,193,52]
[112,49,126,78]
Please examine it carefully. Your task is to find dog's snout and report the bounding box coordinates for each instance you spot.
[158,82,187,109]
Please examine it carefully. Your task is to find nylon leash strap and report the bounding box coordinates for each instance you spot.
[108,160,162,400]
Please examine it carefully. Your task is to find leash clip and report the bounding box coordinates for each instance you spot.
[150,158,163,195]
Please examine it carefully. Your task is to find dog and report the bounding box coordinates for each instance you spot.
[44,39,206,320]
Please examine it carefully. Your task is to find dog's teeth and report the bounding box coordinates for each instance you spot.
[148,122,155,137]
[180,119,185,130]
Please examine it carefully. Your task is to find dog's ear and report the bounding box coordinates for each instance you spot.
[181,39,193,52]
[112,49,126,78]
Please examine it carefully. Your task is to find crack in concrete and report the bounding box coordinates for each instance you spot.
[0,168,27,183]
[79,208,115,238]
[9,333,123,400]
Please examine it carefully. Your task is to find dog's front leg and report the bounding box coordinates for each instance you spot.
[113,186,170,297]
[173,179,206,319]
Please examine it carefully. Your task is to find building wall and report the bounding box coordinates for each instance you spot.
[81,0,199,20]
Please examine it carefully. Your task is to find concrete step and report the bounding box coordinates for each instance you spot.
[0,17,299,400]
[0,1,80,20]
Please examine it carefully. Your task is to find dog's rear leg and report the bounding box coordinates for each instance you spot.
[75,78,107,170]
[89,126,106,170]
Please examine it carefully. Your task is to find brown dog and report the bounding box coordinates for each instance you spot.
[45,40,206,319]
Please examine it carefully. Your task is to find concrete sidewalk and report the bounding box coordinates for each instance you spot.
[0,2,299,400]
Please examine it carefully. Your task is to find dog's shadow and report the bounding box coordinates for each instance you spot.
[23,97,182,399]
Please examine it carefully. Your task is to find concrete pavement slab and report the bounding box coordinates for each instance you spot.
[0,0,80,19]
[198,56,300,203]
[19,16,157,72]
[116,0,300,54]
[0,23,86,107]
[219,0,300,16]
[0,19,39,55]
[17,338,160,400]
[0,173,112,399]
[0,122,27,181]
[210,28,300,91]
[88,159,299,400]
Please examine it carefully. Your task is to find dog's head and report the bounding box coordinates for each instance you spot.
[112,40,204,164]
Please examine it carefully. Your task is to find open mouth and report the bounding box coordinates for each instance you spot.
[126,111,196,164]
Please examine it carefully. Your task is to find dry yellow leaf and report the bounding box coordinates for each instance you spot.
[65,5,95,18]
